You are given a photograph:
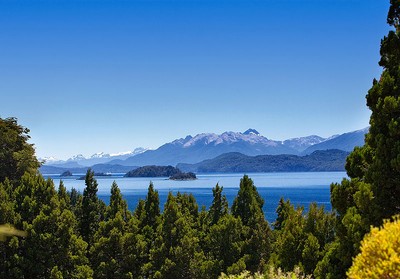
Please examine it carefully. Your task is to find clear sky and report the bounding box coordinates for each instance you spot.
[0,0,390,159]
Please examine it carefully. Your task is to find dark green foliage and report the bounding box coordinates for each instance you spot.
[0,117,40,183]
[178,150,349,173]
[69,187,80,207]
[271,200,335,275]
[0,173,92,278]
[0,179,20,225]
[315,2,400,278]
[143,182,160,230]
[124,165,182,177]
[61,170,73,177]
[58,180,71,211]
[274,197,292,230]
[231,175,271,273]
[169,172,197,180]
[80,169,103,246]
[208,183,228,226]
[107,181,130,221]
[364,0,400,224]
[205,214,247,276]
[232,175,264,227]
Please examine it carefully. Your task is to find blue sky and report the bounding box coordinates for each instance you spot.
[0,0,390,159]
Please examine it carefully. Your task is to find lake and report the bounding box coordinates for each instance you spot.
[48,172,347,223]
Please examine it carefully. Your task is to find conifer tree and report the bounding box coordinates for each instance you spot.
[209,183,228,226]
[231,175,264,227]
[364,0,400,222]
[80,169,102,246]
[58,180,71,211]
[316,1,400,277]
[143,182,160,230]
[231,175,271,272]
[107,181,130,221]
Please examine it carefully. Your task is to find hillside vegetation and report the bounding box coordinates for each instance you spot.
[178,150,348,173]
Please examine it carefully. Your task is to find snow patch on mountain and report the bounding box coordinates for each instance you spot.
[181,129,276,148]
[39,156,60,163]
[90,152,110,159]
[70,154,86,161]
[243,129,260,136]
[44,147,149,166]
[183,133,220,147]
[282,135,327,152]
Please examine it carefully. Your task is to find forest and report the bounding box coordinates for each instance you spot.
[1,1,400,278]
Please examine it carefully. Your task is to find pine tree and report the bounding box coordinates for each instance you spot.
[316,2,400,277]
[143,182,160,230]
[80,169,102,247]
[364,0,400,222]
[208,183,228,226]
[231,175,270,273]
[231,175,264,227]
[107,181,130,221]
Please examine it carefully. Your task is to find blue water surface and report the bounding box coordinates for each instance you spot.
[48,172,346,224]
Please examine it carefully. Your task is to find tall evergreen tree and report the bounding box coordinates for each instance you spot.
[364,0,400,222]
[143,182,160,230]
[80,169,102,247]
[107,181,130,221]
[208,183,228,226]
[231,175,264,227]
[231,175,271,273]
[316,2,400,277]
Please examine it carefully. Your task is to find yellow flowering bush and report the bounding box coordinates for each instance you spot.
[347,216,400,279]
[219,266,311,279]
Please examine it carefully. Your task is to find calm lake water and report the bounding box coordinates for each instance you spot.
[48,172,347,223]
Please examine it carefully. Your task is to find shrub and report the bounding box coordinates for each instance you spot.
[347,216,400,279]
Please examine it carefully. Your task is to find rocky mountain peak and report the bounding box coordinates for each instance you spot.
[243,129,260,136]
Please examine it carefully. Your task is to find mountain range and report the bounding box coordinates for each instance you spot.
[106,128,366,166]
[41,147,149,167]
[40,128,367,174]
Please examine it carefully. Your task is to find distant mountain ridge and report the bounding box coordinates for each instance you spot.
[302,128,368,154]
[42,147,149,167]
[177,149,349,173]
[108,128,366,166]
[39,164,138,175]
[283,135,327,152]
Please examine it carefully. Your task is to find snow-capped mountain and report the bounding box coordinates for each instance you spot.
[70,154,86,161]
[302,128,368,154]
[283,135,327,152]
[180,129,276,148]
[110,129,328,166]
[44,147,149,167]
[40,156,60,163]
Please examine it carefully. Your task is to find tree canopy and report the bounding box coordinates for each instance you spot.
[0,117,40,182]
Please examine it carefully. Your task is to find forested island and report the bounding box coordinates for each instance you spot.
[124,165,197,180]
[60,170,73,177]
[169,171,197,180]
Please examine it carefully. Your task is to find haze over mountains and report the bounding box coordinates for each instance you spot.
[42,147,149,167]
[40,128,367,174]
